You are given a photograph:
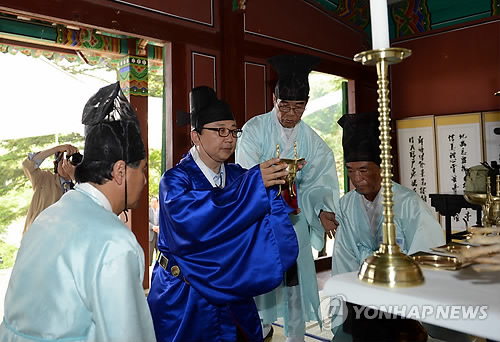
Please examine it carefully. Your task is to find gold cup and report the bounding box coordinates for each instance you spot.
[276,143,304,197]
[278,158,305,197]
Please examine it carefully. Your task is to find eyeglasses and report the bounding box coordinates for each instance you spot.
[276,100,306,114]
[202,127,243,138]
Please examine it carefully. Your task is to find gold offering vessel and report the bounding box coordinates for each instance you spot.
[276,142,304,197]
[355,48,424,287]
[411,251,469,271]
[464,175,500,227]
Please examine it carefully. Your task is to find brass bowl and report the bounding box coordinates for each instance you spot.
[464,191,500,226]
[464,191,500,205]
[411,252,468,271]
[464,191,486,206]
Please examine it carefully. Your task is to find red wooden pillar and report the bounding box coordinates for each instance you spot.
[120,38,150,289]
[221,1,245,136]
[165,41,190,167]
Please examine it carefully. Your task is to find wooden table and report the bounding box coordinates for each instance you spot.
[429,193,482,243]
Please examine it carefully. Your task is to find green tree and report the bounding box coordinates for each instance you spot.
[50,58,117,81]
[149,148,162,198]
[303,72,346,195]
[0,241,18,269]
[148,67,164,197]
[148,73,164,98]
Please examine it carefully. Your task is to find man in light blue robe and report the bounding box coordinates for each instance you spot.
[147,86,299,342]
[236,55,340,342]
[332,111,445,275]
[331,111,445,341]
[0,83,156,342]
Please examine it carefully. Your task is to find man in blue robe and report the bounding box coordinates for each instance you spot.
[147,86,299,342]
[332,111,445,276]
[0,82,156,341]
[236,55,340,342]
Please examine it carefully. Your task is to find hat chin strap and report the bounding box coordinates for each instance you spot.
[122,165,129,223]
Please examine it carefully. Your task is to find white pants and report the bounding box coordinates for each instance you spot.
[260,286,305,342]
[286,285,305,341]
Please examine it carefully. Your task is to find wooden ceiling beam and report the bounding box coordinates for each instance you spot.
[0,0,220,49]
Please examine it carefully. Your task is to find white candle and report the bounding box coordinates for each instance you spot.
[369,0,390,49]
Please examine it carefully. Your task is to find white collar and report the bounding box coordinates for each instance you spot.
[360,187,383,236]
[74,183,113,213]
[361,187,382,207]
[190,146,226,188]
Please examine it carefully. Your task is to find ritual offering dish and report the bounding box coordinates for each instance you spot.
[411,251,469,271]
[431,242,472,254]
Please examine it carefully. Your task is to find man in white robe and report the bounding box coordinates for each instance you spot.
[0,83,156,342]
[236,55,340,342]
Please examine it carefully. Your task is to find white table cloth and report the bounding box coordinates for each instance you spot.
[322,267,500,341]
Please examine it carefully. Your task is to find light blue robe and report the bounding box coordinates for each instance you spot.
[0,184,156,342]
[332,181,446,275]
[235,109,340,333]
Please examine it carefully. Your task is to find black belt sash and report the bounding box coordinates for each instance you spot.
[158,253,189,284]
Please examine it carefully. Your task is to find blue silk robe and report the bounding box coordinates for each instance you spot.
[0,184,156,342]
[332,182,446,275]
[235,110,340,334]
[147,153,299,342]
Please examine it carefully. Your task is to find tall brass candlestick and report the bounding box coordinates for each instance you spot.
[354,48,424,287]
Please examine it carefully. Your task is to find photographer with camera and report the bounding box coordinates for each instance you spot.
[22,143,82,235]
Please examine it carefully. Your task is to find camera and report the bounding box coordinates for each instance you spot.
[54,151,83,173]
[67,152,83,165]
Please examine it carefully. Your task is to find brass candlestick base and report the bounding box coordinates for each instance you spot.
[360,245,424,287]
[354,48,424,287]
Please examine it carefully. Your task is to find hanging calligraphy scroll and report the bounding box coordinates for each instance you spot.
[396,116,437,215]
[482,111,500,165]
[435,113,483,231]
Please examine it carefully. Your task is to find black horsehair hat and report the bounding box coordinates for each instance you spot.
[338,111,382,166]
[82,82,146,164]
[176,86,235,131]
[268,54,321,101]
